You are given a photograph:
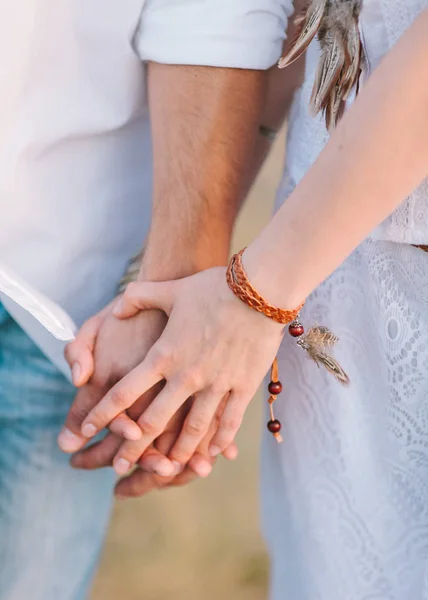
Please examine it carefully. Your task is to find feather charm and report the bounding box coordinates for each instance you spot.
[279,0,363,130]
[278,0,327,68]
[293,322,350,385]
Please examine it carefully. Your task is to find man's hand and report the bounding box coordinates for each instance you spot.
[58,304,169,457]
[71,394,238,499]
[58,61,267,479]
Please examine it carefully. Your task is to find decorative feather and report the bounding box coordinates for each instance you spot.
[300,340,350,385]
[310,33,345,115]
[279,0,363,130]
[278,0,327,68]
[302,325,339,349]
[293,323,350,386]
[117,248,145,294]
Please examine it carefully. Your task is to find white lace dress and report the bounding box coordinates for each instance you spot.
[261,2,428,599]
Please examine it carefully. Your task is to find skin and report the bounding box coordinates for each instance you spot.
[58,61,267,492]
[60,4,307,493]
[74,8,428,471]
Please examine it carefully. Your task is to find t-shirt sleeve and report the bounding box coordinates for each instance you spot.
[133,0,295,70]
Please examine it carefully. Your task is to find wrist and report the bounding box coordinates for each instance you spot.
[242,241,306,311]
[139,229,232,282]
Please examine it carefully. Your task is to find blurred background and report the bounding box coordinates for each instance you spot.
[91,132,286,600]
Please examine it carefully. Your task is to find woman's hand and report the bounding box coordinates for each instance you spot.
[60,296,237,481]
[78,267,285,472]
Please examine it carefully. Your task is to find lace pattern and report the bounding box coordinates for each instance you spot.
[262,2,428,597]
[262,241,428,599]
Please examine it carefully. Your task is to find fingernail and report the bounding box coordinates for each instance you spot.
[72,363,81,386]
[112,298,124,316]
[58,428,83,452]
[171,460,184,475]
[124,426,142,442]
[81,423,97,438]
[195,461,212,478]
[209,445,221,457]
[114,458,131,475]
[154,461,175,477]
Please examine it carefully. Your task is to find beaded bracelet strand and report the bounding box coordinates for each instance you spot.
[227,249,350,443]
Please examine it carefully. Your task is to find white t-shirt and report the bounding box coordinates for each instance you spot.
[0,0,293,374]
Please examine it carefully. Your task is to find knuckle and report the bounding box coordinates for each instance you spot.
[109,388,128,409]
[221,417,242,433]
[116,441,140,462]
[170,451,190,466]
[176,368,204,391]
[120,450,138,464]
[183,416,208,437]
[149,344,171,372]
[210,380,230,397]
[137,417,159,438]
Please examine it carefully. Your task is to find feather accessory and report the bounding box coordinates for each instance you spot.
[117,248,145,294]
[279,0,363,130]
[294,323,350,385]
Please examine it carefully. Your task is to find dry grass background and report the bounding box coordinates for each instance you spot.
[91,133,286,600]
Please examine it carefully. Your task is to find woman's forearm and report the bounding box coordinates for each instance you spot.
[245,8,428,309]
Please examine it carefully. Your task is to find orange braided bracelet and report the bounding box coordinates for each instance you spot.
[226,248,350,443]
[226,249,304,325]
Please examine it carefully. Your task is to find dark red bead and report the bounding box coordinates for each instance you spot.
[268,381,283,395]
[289,323,304,337]
[267,419,282,434]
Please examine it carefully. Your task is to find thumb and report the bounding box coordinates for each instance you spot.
[64,308,108,386]
[113,280,177,319]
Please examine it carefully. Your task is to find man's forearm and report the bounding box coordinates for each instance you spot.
[240,0,306,203]
[140,62,266,281]
[242,54,305,201]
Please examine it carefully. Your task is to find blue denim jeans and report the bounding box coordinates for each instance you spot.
[0,304,115,600]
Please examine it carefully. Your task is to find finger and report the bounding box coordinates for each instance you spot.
[58,384,101,453]
[166,467,200,488]
[115,380,166,443]
[187,453,214,478]
[138,426,182,475]
[59,384,159,454]
[70,433,121,470]
[115,469,165,499]
[112,280,176,319]
[136,404,190,477]
[80,356,164,440]
[168,390,223,466]
[126,380,165,421]
[115,464,199,499]
[209,392,248,457]
[64,306,110,387]
[111,383,189,475]
[182,394,227,477]
[137,446,177,478]
[108,412,143,441]
[186,443,238,477]
[222,442,239,461]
